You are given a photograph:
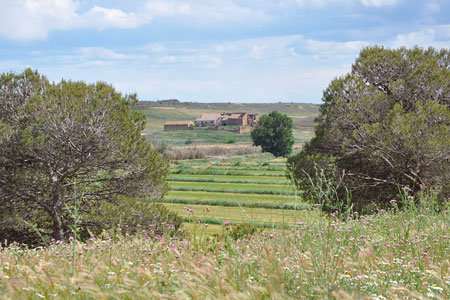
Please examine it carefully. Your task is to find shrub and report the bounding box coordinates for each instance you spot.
[251,111,294,157]
[0,69,170,243]
[88,197,183,237]
[287,46,450,210]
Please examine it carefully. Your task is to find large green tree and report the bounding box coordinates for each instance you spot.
[251,111,294,157]
[0,69,169,241]
[287,46,450,209]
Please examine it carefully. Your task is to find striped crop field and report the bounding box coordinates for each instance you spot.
[165,203,319,225]
[165,191,303,205]
[168,181,295,194]
[160,153,311,231]
[167,174,290,184]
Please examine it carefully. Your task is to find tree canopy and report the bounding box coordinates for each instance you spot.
[0,69,169,242]
[287,46,450,210]
[251,111,294,157]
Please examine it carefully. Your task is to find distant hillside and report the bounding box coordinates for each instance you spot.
[137,101,320,129]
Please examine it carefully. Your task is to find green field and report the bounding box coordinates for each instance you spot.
[158,153,312,229]
[138,102,317,230]
[137,101,319,146]
[164,203,318,224]
[165,191,302,205]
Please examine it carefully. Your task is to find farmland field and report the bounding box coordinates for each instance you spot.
[135,101,319,231]
[137,101,319,146]
[156,153,312,230]
[2,103,449,300]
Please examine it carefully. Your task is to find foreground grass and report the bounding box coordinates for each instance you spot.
[1,208,449,299]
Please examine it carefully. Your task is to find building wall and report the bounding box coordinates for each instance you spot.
[164,124,193,131]
[195,119,218,127]
[247,114,259,127]
[221,113,247,126]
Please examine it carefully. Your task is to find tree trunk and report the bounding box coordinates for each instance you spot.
[52,207,64,241]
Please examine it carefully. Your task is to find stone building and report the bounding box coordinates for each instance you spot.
[220,113,248,126]
[194,114,221,127]
[163,121,194,131]
[247,114,260,127]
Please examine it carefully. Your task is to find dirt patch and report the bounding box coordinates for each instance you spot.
[289,115,308,119]
[151,107,176,110]
[173,143,304,150]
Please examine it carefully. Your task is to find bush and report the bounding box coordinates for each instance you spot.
[88,197,183,237]
[287,46,450,210]
[0,69,170,243]
[251,111,294,157]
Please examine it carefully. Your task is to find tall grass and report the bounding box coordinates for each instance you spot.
[1,207,449,299]
[170,169,287,177]
[163,146,257,160]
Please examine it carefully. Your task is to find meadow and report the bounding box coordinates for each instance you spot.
[137,101,318,147]
[1,207,449,299]
[156,153,311,235]
[1,102,449,299]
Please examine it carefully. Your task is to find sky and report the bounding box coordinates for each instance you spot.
[0,0,449,103]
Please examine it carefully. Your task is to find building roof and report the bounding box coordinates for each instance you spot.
[229,113,243,119]
[196,114,221,121]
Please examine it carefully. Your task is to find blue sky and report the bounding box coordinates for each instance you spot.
[0,0,449,103]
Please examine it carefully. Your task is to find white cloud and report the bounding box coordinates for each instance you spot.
[0,0,78,40]
[81,6,145,29]
[156,54,223,69]
[281,0,398,8]
[392,25,450,48]
[0,0,269,41]
[305,39,370,59]
[360,0,397,7]
[78,47,130,60]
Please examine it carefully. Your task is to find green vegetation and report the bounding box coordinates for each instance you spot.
[0,69,170,244]
[137,101,318,149]
[2,60,449,299]
[1,207,449,299]
[167,174,290,184]
[288,46,450,211]
[251,111,295,157]
[159,203,318,225]
[168,181,293,194]
[166,190,301,204]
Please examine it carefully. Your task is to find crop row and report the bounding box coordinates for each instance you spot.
[166,190,300,204]
[170,169,286,177]
[168,173,290,183]
[168,186,298,196]
[159,198,311,210]
[166,177,290,185]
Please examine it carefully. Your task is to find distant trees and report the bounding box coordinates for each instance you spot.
[251,111,294,157]
[0,69,171,243]
[287,46,450,210]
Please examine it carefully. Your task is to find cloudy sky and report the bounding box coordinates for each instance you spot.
[0,0,449,103]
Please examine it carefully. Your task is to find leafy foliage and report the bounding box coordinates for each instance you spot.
[0,69,170,243]
[287,46,450,210]
[251,111,294,157]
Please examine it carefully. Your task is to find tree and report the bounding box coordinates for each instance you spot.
[0,69,169,242]
[251,111,294,157]
[287,46,450,210]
